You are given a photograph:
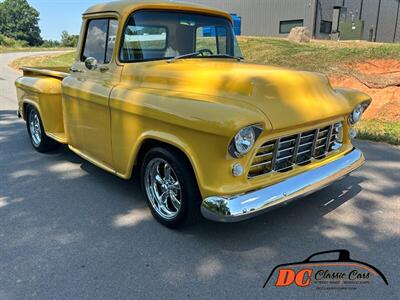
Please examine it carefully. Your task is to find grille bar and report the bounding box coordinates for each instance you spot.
[256,151,273,158]
[325,125,335,153]
[250,161,272,169]
[248,122,344,178]
[271,138,280,171]
[310,128,320,157]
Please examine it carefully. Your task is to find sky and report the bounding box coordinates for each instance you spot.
[28,0,103,40]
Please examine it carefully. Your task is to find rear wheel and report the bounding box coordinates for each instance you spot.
[140,147,202,228]
[26,105,60,153]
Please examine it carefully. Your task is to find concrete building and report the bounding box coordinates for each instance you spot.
[187,0,400,43]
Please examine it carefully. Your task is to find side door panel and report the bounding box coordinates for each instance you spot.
[62,18,121,167]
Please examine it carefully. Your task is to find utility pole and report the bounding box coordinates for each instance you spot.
[313,0,319,39]
[374,0,382,42]
[359,0,364,20]
[394,0,400,43]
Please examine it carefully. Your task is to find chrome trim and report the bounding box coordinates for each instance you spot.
[29,109,42,147]
[310,128,320,157]
[271,138,280,171]
[248,122,343,178]
[325,125,334,153]
[291,134,301,163]
[256,151,273,158]
[144,158,182,220]
[250,161,272,168]
[201,148,365,222]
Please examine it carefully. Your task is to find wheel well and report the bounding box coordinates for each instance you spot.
[22,102,35,121]
[133,139,196,180]
[22,102,29,120]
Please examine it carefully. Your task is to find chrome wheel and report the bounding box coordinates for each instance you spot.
[144,158,182,220]
[29,109,41,147]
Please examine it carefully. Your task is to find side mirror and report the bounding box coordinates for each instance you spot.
[84,57,98,71]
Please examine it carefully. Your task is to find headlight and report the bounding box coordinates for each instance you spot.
[348,101,371,125]
[229,125,263,158]
[235,127,255,154]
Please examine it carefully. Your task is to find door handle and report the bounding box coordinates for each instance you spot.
[70,67,83,73]
[99,66,109,73]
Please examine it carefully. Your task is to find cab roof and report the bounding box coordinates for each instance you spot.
[84,0,232,21]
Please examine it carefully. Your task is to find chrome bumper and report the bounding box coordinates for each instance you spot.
[201,148,365,222]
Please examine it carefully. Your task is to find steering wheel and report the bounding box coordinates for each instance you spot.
[198,49,214,56]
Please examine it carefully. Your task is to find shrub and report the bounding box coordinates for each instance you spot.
[0,33,28,47]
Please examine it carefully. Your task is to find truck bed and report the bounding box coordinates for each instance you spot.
[16,66,69,144]
[21,66,70,79]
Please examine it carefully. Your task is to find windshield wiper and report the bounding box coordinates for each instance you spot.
[167,52,201,63]
[167,52,244,63]
[209,54,243,61]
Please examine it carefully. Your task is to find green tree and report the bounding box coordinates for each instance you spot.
[0,0,43,46]
[60,31,79,47]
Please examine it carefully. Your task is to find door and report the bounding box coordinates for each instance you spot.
[62,17,121,168]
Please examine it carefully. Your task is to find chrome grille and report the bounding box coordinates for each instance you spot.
[248,122,343,178]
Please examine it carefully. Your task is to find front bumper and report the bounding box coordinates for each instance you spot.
[201,148,365,222]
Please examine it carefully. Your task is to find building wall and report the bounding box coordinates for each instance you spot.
[396,7,400,42]
[374,0,400,42]
[310,0,400,42]
[185,0,316,36]
[353,0,400,42]
[187,0,400,42]
[358,0,378,41]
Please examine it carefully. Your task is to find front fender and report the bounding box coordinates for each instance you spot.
[124,131,202,188]
[335,88,372,110]
[109,87,272,197]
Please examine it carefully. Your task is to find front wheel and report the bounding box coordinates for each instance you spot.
[26,105,60,153]
[140,147,202,228]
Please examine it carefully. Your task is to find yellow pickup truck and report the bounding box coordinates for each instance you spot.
[15,0,370,228]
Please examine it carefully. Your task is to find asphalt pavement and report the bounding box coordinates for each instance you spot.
[0,52,399,299]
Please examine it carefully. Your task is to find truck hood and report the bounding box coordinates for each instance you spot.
[125,59,352,130]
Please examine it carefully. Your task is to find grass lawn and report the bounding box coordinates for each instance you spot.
[0,47,74,54]
[9,51,75,69]
[239,37,400,75]
[10,37,400,146]
[355,120,400,146]
[10,37,400,73]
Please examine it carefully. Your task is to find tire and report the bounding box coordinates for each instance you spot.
[140,147,202,228]
[26,105,60,153]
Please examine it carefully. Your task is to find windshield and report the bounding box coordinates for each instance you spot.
[120,10,243,62]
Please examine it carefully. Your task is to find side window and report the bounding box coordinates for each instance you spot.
[106,20,119,63]
[279,19,304,34]
[216,26,228,54]
[196,26,229,55]
[196,27,217,54]
[121,25,167,61]
[82,18,118,64]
